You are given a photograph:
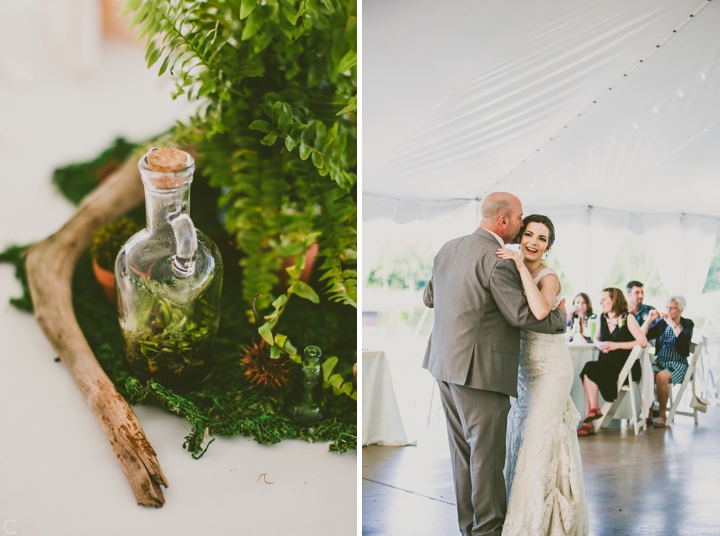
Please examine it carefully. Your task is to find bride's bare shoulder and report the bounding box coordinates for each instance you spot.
[536,268,560,293]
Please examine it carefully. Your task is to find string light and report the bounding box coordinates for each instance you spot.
[479,1,713,197]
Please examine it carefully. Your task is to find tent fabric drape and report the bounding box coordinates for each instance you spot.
[362,195,476,223]
[547,207,631,298]
[363,0,720,302]
[364,0,720,218]
[643,215,720,300]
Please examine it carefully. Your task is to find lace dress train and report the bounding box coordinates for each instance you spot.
[502,269,589,536]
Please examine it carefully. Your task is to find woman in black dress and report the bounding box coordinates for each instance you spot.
[577,287,648,436]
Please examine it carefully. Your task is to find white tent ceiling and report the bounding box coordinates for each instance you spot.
[363,0,720,221]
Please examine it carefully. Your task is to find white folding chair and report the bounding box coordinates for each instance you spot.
[593,345,647,435]
[702,333,720,401]
[665,341,704,425]
[427,380,436,425]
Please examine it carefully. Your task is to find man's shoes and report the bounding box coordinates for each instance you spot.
[577,423,595,436]
[583,407,603,423]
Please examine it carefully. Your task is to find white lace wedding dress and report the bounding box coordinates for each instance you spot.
[502,267,589,536]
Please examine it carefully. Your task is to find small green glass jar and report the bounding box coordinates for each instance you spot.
[288,346,324,423]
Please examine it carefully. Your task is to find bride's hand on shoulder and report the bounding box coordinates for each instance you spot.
[496,248,523,269]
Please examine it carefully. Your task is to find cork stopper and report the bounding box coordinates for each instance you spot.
[140,147,194,190]
[146,147,188,173]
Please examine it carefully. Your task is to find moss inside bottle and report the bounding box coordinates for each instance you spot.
[115,148,223,392]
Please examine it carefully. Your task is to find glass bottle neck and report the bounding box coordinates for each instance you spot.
[144,185,191,233]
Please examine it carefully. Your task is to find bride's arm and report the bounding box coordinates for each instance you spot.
[495,249,556,320]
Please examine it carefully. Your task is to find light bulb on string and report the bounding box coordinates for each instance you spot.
[701,71,707,80]
[677,89,684,98]
[652,106,659,114]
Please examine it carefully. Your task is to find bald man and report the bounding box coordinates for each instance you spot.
[423,192,567,536]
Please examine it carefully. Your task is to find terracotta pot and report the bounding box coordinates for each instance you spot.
[92,258,116,304]
[102,0,140,41]
[281,243,320,284]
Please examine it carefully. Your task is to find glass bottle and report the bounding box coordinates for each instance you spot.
[288,345,324,423]
[115,148,223,392]
[588,313,598,341]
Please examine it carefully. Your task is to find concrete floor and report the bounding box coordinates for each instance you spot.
[363,404,720,535]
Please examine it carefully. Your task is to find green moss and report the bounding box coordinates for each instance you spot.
[122,275,221,393]
[0,245,33,313]
[52,138,137,205]
[0,141,356,457]
[90,218,142,271]
[70,244,356,457]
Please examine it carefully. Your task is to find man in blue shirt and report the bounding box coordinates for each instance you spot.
[626,280,656,326]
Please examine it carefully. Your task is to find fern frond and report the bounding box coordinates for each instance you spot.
[316,187,357,307]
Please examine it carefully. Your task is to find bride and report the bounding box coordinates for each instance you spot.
[495,214,589,536]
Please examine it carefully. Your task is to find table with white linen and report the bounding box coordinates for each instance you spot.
[568,341,654,421]
[568,341,598,416]
[0,38,355,535]
[362,350,414,446]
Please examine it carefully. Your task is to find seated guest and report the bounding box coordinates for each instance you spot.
[626,280,656,326]
[568,292,594,341]
[642,295,694,428]
[577,287,648,436]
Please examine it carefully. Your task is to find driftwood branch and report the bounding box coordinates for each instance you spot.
[26,157,169,507]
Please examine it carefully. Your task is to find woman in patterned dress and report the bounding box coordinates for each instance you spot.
[577,288,648,436]
[642,295,694,428]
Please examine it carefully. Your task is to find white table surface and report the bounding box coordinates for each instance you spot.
[567,342,598,416]
[0,40,355,536]
[362,351,413,447]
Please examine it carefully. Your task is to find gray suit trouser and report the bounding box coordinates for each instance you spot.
[437,380,511,536]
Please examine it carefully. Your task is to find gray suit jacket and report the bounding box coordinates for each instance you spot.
[422,228,567,397]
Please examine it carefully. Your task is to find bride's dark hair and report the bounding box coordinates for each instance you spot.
[515,214,556,251]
